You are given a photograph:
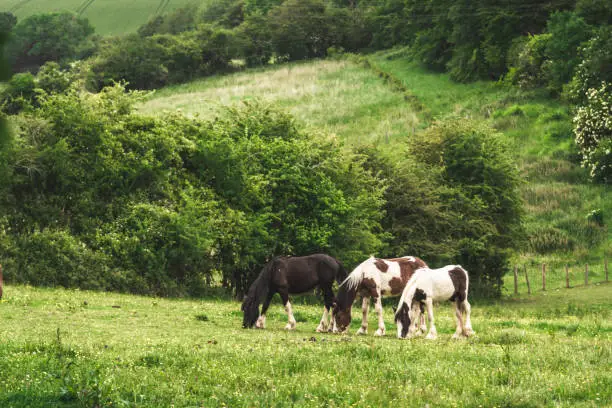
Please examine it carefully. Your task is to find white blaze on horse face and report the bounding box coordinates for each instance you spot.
[284,301,297,330]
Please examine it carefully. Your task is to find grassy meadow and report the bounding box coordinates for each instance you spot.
[139,53,612,293]
[0,282,610,407]
[0,0,204,35]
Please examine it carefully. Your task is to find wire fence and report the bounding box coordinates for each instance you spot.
[512,258,609,295]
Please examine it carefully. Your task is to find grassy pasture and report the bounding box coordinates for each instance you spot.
[0,283,610,407]
[0,0,204,35]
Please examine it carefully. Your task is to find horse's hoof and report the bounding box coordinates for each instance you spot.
[425,334,437,340]
[452,333,463,339]
[356,327,367,335]
[315,326,327,333]
[464,329,475,337]
[285,324,296,330]
[374,329,385,336]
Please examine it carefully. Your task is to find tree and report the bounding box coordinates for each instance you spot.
[7,12,95,72]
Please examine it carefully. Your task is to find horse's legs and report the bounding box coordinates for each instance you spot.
[462,300,474,336]
[316,285,334,332]
[256,291,275,329]
[356,297,370,335]
[452,300,465,339]
[424,299,437,340]
[419,303,427,335]
[279,289,296,330]
[374,296,386,336]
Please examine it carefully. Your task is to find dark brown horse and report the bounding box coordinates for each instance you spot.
[241,254,347,331]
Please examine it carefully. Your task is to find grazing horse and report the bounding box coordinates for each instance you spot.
[241,254,347,331]
[394,265,474,340]
[331,256,428,336]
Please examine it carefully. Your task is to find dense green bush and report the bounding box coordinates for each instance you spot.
[89,26,242,90]
[409,119,524,295]
[0,85,386,295]
[6,12,96,72]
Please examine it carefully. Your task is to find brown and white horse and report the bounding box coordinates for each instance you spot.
[331,256,428,336]
[241,254,347,331]
[394,265,474,340]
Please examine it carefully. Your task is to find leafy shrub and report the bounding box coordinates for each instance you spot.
[573,82,612,183]
[505,34,551,89]
[1,85,386,295]
[566,25,612,104]
[13,230,109,289]
[543,11,593,94]
[6,12,96,72]
[409,119,524,296]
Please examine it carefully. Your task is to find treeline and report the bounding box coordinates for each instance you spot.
[0,79,522,296]
[0,0,609,181]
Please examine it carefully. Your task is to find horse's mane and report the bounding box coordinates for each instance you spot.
[334,259,349,285]
[339,256,374,291]
[242,258,276,312]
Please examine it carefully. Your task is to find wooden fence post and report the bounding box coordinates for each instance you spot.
[513,265,518,295]
[542,263,546,291]
[565,264,570,288]
[585,263,589,286]
[524,265,531,295]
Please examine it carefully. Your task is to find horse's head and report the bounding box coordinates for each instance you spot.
[331,301,351,333]
[394,302,411,339]
[241,295,259,328]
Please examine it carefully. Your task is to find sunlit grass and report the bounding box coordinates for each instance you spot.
[0,283,610,406]
[139,60,421,151]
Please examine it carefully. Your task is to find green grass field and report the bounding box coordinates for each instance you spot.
[0,0,204,35]
[1,283,610,407]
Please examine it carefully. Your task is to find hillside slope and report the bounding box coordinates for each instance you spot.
[0,0,202,35]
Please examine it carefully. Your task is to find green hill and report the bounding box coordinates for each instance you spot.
[0,0,203,35]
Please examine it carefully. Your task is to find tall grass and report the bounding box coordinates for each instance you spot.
[0,284,610,406]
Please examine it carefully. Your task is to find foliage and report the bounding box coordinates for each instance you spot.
[573,82,612,183]
[1,84,385,295]
[409,119,524,295]
[138,4,202,36]
[544,11,593,93]
[6,12,96,72]
[267,0,338,61]
[505,34,551,89]
[0,11,16,35]
[566,25,612,104]
[89,26,242,90]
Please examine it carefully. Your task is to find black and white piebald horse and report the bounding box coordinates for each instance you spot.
[331,256,428,336]
[394,265,474,340]
[241,254,347,331]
